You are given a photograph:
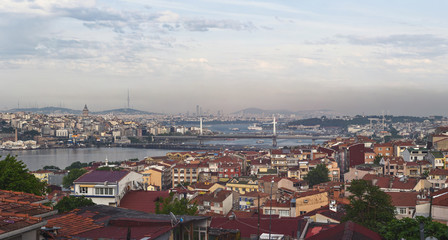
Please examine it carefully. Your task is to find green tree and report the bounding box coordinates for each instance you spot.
[43,165,60,171]
[54,196,95,213]
[303,163,330,187]
[156,194,198,215]
[343,179,395,232]
[379,216,448,240]
[0,155,47,195]
[62,168,87,188]
[373,155,382,165]
[65,161,89,170]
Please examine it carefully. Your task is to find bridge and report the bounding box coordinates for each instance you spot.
[153,134,335,146]
[154,117,335,147]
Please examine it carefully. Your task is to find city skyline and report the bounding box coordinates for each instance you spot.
[1,1,448,116]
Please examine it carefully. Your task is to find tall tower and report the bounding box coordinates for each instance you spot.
[127,89,130,109]
[82,104,89,117]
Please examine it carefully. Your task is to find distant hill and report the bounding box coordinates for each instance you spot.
[6,107,81,115]
[233,108,338,118]
[3,107,155,115]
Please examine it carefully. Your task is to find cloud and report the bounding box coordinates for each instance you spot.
[337,34,448,58]
[183,18,256,31]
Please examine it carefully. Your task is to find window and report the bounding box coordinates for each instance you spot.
[279,210,289,217]
[399,208,406,214]
[95,187,114,195]
[214,202,220,207]
[300,211,307,215]
[204,201,210,206]
[80,187,88,194]
[265,209,276,215]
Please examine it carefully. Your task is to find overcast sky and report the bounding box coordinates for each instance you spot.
[1,0,448,116]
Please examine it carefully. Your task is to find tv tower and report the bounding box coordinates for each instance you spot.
[127,89,130,109]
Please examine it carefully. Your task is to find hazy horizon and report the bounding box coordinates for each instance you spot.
[2,1,448,116]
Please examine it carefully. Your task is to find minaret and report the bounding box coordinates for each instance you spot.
[105,156,109,166]
[82,104,89,117]
[200,117,203,135]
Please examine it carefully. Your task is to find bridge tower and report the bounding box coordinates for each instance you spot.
[272,115,277,147]
[200,117,203,135]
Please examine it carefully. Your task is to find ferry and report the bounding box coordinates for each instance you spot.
[256,140,264,144]
[248,124,263,131]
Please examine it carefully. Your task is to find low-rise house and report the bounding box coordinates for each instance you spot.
[393,140,416,157]
[295,190,329,216]
[428,151,446,169]
[402,147,429,162]
[30,170,54,183]
[73,170,143,206]
[193,189,233,215]
[141,164,172,191]
[226,176,259,194]
[187,182,225,194]
[381,156,406,176]
[374,142,394,157]
[262,198,295,217]
[430,188,448,225]
[344,165,382,183]
[386,192,420,219]
[238,191,269,211]
[428,169,448,189]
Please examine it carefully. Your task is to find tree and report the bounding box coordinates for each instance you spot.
[65,161,89,170]
[54,196,95,213]
[0,155,47,195]
[43,165,60,171]
[303,163,330,187]
[343,179,395,232]
[62,168,87,188]
[156,194,198,215]
[373,154,382,165]
[379,216,448,240]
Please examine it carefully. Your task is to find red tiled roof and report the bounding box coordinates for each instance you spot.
[386,192,419,207]
[74,170,130,183]
[391,178,417,190]
[305,221,382,240]
[211,216,302,238]
[45,212,104,237]
[119,190,170,213]
[429,169,448,176]
[75,219,173,240]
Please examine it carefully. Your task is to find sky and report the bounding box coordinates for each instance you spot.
[1,0,448,116]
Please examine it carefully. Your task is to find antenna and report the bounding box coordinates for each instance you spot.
[127,89,130,109]
[169,212,179,226]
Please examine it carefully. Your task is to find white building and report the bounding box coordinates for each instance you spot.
[73,170,143,206]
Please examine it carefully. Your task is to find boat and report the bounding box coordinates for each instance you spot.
[248,124,262,131]
[256,140,264,144]
[230,128,240,131]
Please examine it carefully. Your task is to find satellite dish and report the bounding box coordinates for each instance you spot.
[169,212,179,226]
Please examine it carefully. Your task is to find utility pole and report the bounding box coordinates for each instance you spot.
[269,177,274,240]
[257,193,260,240]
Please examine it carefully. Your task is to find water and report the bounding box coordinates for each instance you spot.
[0,123,325,171]
[0,148,175,171]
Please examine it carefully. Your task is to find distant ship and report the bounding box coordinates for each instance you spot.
[256,140,264,144]
[231,128,240,131]
[248,124,262,131]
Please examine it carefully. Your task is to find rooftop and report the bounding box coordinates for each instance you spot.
[74,170,130,183]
